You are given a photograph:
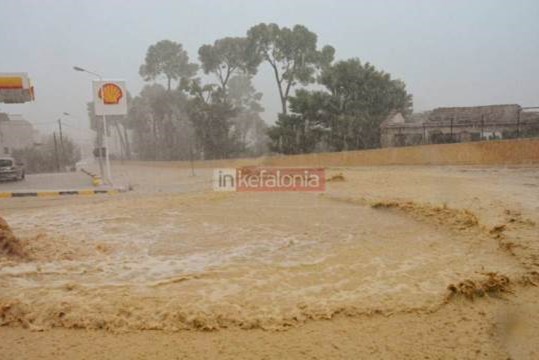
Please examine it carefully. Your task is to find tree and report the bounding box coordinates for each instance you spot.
[319,59,412,149]
[319,59,412,116]
[227,75,268,156]
[198,37,258,97]
[128,84,193,160]
[267,90,329,154]
[227,75,263,112]
[135,41,201,160]
[185,78,241,159]
[268,58,413,152]
[139,40,198,91]
[13,135,81,173]
[247,23,334,114]
[267,113,324,154]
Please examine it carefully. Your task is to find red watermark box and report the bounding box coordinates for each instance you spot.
[213,167,326,192]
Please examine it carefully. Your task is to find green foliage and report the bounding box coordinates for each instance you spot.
[268,58,413,152]
[130,26,413,159]
[267,89,330,153]
[319,59,412,117]
[268,113,324,154]
[320,59,412,150]
[247,23,335,114]
[134,40,251,161]
[227,75,268,156]
[231,111,268,157]
[227,75,264,113]
[13,135,81,173]
[139,40,198,90]
[128,84,193,160]
[186,87,240,159]
[180,73,268,159]
[198,37,259,93]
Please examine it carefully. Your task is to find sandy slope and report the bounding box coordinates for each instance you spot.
[0,164,538,359]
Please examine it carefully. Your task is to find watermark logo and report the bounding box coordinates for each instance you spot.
[213,167,325,192]
[213,168,237,191]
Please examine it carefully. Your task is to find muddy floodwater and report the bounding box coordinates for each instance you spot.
[1,165,539,359]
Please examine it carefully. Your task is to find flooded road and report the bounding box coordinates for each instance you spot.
[1,164,538,358]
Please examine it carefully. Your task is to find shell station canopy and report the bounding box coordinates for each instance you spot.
[0,73,35,104]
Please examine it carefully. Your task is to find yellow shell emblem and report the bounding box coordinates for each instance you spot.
[98,83,123,105]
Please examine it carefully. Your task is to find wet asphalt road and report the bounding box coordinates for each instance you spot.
[0,171,95,191]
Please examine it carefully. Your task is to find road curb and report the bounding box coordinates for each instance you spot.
[0,189,122,198]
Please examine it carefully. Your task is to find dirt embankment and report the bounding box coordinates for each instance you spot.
[0,216,26,259]
[120,138,539,169]
[368,199,539,299]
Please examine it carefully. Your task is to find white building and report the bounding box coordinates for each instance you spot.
[0,113,39,155]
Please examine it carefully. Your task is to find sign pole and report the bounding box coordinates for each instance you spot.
[102,112,112,185]
[97,126,104,181]
[75,68,125,186]
[98,80,113,186]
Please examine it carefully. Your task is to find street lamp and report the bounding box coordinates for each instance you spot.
[73,65,112,185]
[73,66,102,79]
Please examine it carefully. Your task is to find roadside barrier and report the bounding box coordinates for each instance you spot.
[0,189,121,198]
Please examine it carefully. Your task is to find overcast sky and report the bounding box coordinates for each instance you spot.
[1,0,538,141]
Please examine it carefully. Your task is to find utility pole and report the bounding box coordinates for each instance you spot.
[481,115,484,140]
[58,119,65,170]
[150,112,158,160]
[53,132,60,172]
[450,117,454,142]
[517,108,521,138]
[189,137,196,176]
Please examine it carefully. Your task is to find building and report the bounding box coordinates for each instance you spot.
[381,104,539,147]
[0,113,39,155]
[0,73,34,104]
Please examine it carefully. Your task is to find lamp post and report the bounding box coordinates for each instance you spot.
[73,66,112,185]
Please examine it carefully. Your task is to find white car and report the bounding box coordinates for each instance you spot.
[0,157,25,181]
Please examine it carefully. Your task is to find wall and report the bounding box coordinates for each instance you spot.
[0,116,36,154]
[122,138,539,169]
[429,104,520,124]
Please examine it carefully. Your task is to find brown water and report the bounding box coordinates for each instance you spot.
[0,190,522,331]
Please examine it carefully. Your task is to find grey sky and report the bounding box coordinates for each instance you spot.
[1,0,538,142]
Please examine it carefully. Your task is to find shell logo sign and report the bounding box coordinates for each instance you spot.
[93,80,127,116]
[98,83,123,105]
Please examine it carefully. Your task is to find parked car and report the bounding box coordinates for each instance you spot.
[0,157,25,181]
